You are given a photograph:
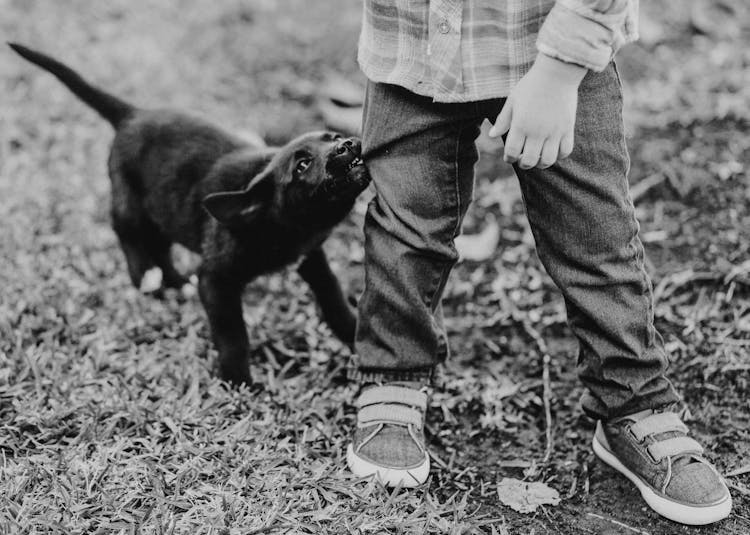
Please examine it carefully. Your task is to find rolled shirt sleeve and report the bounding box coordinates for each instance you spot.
[536,0,638,71]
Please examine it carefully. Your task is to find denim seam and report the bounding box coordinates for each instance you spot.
[432,123,466,362]
[451,123,464,243]
[618,124,657,349]
[429,122,464,310]
[611,62,656,349]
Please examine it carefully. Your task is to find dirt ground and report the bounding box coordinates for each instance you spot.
[1,0,748,533]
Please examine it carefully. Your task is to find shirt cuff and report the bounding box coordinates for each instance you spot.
[536,1,626,72]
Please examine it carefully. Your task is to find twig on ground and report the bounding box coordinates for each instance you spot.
[726,464,750,477]
[497,460,532,469]
[585,513,652,535]
[522,321,554,467]
[429,450,449,470]
[630,172,666,203]
[566,475,578,499]
[583,462,590,495]
[541,353,553,465]
[709,337,750,347]
[727,481,750,496]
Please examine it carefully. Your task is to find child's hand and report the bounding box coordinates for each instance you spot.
[489,54,586,169]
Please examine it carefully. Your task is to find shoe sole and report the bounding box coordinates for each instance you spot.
[346,444,429,487]
[592,422,732,526]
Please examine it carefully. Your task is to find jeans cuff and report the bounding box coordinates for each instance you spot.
[581,388,684,421]
[347,365,437,386]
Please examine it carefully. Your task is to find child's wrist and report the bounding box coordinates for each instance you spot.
[533,53,587,86]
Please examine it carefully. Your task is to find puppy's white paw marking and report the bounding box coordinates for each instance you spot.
[181,282,198,299]
[140,267,163,293]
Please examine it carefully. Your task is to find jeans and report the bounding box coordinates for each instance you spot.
[351,63,681,420]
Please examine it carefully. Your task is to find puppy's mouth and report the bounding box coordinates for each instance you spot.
[324,153,370,194]
[346,157,364,172]
[318,137,371,200]
[341,157,370,193]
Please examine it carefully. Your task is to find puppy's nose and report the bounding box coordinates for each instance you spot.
[335,138,360,156]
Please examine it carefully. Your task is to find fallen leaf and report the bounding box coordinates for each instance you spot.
[455,216,500,262]
[496,477,561,513]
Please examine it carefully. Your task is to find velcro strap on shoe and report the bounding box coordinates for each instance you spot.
[630,412,689,442]
[357,403,423,429]
[355,385,427,411]
[647,436,704,462]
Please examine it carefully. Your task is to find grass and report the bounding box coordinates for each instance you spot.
[1,0,749,533]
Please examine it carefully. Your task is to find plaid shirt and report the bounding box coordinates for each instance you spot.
[358,0,639,103]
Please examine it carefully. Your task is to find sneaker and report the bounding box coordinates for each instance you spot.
[346,384,430,487]
[592,408,732,525]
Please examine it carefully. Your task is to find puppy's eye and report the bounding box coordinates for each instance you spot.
[294,159,313,178]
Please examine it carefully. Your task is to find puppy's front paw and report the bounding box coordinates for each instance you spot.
[219,363,252,387]
[139,267,163,294]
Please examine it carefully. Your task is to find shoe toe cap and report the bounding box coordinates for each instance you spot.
[355,425,425,468]
[665,462,729,505]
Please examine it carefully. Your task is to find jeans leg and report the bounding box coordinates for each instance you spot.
[505,64,681,420]
[351,82,484,384]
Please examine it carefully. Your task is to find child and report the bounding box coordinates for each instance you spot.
[345,0,732,526]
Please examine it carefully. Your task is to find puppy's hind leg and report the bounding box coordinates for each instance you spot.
[112,214,157,291]
[144,232,190,290]
[110,166,160,292]
[113,215,189,296]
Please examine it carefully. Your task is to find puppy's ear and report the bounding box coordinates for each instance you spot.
[203,174,273,226]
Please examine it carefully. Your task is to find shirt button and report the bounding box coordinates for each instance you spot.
[438,19,450,34]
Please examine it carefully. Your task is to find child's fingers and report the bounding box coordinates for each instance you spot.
[503,128,524,163]
[489,101,512,138]
[519,137,543,169]
[538,138,559,169]
[560,132,574,159]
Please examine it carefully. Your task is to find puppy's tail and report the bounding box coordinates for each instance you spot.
[8,42,134,127]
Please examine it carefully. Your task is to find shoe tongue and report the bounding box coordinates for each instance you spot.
[673,454,698,470]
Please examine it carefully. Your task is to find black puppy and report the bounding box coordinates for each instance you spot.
[10,43,370,385]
